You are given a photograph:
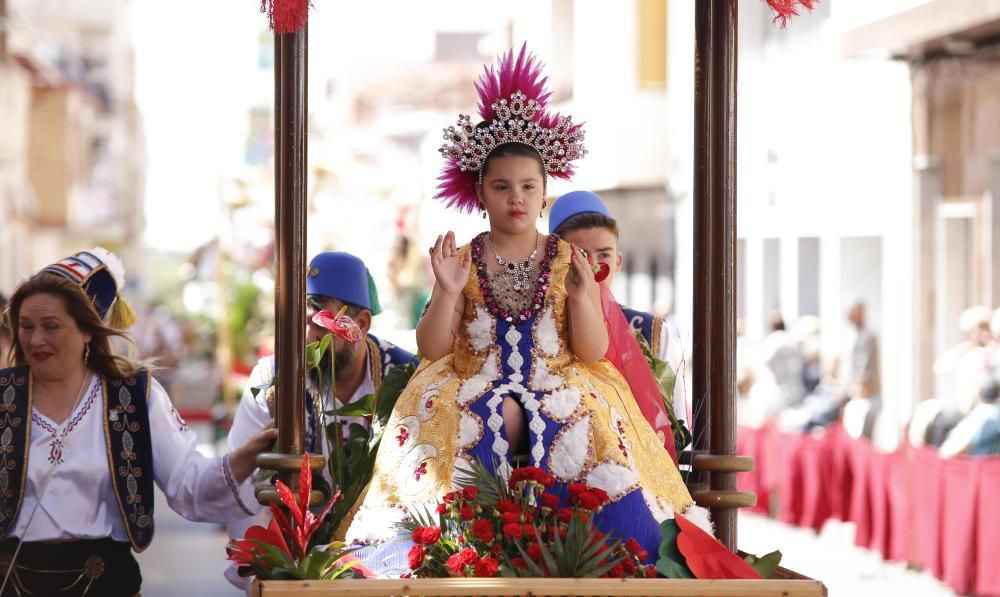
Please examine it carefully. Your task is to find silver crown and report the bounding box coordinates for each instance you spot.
[439,91,586,179]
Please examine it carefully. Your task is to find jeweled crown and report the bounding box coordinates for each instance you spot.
[439,91,586,178]
[434,45,587,213]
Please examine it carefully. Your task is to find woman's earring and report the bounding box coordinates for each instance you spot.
[540,200,547,218]
[480,203,487,219]
[83,342,90,364]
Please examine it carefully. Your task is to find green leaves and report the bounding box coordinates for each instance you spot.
[634,331,692,453]
[655,519,694,578]
[743,549,782,579]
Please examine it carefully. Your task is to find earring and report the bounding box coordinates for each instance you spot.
[480,202,487,219]
[83,342,90,364]
[539,200,546,219]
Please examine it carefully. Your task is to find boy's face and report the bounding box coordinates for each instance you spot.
[559,227,623,286]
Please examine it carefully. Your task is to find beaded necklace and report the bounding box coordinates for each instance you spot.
[473,232,559,323]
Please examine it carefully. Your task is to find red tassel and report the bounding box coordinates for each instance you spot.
[261,0,310,34]
[764,0,818,28]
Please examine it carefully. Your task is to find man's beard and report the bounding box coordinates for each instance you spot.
[311,341,359,388]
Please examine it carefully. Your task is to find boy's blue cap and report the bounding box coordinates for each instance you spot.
[306,252,381,315]
[548,191,613,234]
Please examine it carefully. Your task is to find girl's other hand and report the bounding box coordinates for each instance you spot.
[429,231,470,296]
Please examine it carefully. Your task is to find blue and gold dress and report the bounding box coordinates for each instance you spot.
[346,233,703,570]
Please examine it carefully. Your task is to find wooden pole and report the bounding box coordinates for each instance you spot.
[273,27,308,461]
[256,24,324,504]
[691,0,714,499]
[707,0,739,550]
[692,0,752,551]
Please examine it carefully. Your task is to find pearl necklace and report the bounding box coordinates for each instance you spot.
[486,232,539,292]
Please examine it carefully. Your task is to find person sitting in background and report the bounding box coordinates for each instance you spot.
[838,300,880,440]
[548,190,688,431]
[760,311,805,410]
[939,376,1000,458]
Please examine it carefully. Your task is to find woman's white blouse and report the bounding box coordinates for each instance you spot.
[13,373,251,542]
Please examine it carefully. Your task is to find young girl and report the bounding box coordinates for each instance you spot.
[346,46,708,573]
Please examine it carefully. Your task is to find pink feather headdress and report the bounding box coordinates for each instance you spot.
[435,44,586,213]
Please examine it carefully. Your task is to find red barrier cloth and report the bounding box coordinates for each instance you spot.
[737,426,771,514]
[777,431,805,525]
[940,458,980,595]
[848,437,874,548]
[887,450,910,563]
[798,433,834,532]
[828,424,854,521]
[865,451,892,559]
[976,461,1000,596]
[911,446,944,578]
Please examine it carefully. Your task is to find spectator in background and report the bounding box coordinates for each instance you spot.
[839,300,881,439]
[935,305,993,415]
[939,376,1000,458]
[761,311,806,410]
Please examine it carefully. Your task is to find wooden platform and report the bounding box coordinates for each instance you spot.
[254,578,827,596]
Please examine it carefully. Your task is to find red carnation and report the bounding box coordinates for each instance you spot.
[557,508,573,524]
[575,491,602,511]
[496,499,519,513]
[463,486,479,500]
[412,526,441,545]
[541,493,560,509]
[567,483,588,499]
[522,523,538,540]
[625,537,648,561]
[461,505,476,521]
[436,503,448,514]
[502,511,522,525]
[446,552,465,574]
[407,545,425,569]
[526,542,543,561]
[590,487,609,505]
[502,522,523,539]
[471,519,495,543]
[644,565,658,578]
[460,547,480,565]
[474,556,499,577]
[511,557,528,569]
[608,563,626,578]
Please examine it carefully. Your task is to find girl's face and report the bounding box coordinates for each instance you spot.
[477,155,545,236]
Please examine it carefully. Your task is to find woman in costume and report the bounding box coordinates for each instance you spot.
[0,249,277,596]
[346,46,709,575]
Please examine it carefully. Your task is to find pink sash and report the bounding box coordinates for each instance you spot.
[599,284,677,464]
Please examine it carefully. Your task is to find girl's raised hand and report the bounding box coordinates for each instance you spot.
[566,244,597,301]
[430,231,470,296]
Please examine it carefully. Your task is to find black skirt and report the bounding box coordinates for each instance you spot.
[0,537,141,596]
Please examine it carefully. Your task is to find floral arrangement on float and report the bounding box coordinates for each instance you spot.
[400,461,780,580]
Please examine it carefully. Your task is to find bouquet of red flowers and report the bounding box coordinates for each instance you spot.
[399,462,656,579]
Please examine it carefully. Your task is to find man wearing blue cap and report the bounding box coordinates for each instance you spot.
[224,251,416,589]
[549,190,687,416]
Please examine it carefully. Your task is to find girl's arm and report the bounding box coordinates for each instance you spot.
[566,246,609,363]
[416,231,469,360]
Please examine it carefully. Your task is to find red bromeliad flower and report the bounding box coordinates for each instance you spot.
[270,453,340,560]
[226,518,292,574]
[226,453,354,580]
[312,309,363,344]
